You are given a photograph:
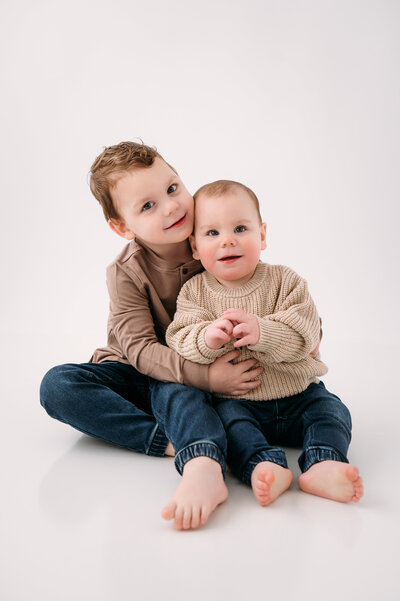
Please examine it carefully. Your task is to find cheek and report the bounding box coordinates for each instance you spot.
[242,240,261,261]
[183,193,194,213]
[197,244,216,270]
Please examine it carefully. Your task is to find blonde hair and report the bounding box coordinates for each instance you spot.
[193,180,262,224]
[89,141,175,221]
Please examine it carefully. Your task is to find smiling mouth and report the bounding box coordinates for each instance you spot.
[166,215,186,229]
[218,255,242,262]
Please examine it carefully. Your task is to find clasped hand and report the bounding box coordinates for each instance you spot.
[204,308,260,350]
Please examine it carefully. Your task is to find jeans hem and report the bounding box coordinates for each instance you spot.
[300,445,349,473]
[174,441,226,477]
[146,424,169,457]
[242,450,288,487]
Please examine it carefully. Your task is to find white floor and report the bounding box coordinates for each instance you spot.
[1,342,399,601]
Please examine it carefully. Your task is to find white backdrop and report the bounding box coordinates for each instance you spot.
[2,0,399,367]
[1,2,399,600]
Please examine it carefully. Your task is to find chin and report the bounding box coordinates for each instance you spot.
[218,271,244,281]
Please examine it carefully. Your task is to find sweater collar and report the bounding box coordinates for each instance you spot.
[202,262,268,297]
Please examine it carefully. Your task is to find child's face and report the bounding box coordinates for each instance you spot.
[108,158,194,251]
[190,189,266,288]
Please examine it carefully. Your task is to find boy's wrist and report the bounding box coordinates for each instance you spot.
[181,360,210,391]
[204,326,224,350]
[204,326,215,350]
[199,327,227,359]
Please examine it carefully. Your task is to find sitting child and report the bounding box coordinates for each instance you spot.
[166,180,364,505]
[40,143,265,531]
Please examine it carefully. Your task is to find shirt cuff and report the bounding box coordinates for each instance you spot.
[181,361,211,391]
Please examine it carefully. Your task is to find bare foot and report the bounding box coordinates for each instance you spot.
[251,462,293,506]
[298,461,364,503]
[161,457,228,530]
[164,442,175,457]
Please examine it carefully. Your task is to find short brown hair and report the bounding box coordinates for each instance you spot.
[89,141,173,221]
[193,180,262,224]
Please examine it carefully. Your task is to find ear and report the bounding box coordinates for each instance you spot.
[189,233,200,260]
[260,222,267,250]
[108,219,135,240]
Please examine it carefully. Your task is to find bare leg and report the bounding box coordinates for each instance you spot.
[164,442,175,457]
[161,457,228,530]
[298,461,364,503]
[251,462,293,506]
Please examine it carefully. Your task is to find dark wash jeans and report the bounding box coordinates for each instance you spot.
[40,364,349,484]
[149,380,227,476]
[40,361,227,476]
[213,381,352,486]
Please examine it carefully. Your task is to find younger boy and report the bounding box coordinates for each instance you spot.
[40,143,264,530]
[166,180,364,505]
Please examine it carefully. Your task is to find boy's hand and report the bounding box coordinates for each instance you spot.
[221,308,260,347]
[204,318,234,350]
[209,351,263,396]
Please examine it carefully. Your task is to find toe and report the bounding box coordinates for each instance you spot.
[174,507,184,530]
[182,507,192,530]
[257,480,268,492]
[191,506,201,529]
[346,465,359,482]
[355,484,364,500]
[262,470,275,487]
[200,504,209,525]
[161,501,176,521]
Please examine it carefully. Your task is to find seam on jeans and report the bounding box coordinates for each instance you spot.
[321,414,352,437]
[303,411,351,437]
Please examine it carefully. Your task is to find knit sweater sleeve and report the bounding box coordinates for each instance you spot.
[248,267,321,363]
[166,277,227,364]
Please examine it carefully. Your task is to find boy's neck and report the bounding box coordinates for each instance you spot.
[138,238,194,265]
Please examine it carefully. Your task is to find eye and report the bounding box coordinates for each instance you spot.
[206,229,219,236]
[167,183,177,194]
[234,225,247,233]
[142,201,155,212]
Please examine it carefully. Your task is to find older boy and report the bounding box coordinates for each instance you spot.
[166,180,363,505]
[40,143,264,529]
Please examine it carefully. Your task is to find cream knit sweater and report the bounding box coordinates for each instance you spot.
[166,262,328,401]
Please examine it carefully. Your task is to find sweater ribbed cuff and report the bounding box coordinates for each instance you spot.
[248,318,304,360]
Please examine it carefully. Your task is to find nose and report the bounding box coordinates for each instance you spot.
[164,198,179,216]
[221,234,236,247]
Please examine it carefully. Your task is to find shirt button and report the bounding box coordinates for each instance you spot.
[182,268,188,275]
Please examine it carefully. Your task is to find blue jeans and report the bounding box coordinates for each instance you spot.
[149,380,227,476]
[40,362,227,475]
[214,381,352,486]
[40,362,168,455]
